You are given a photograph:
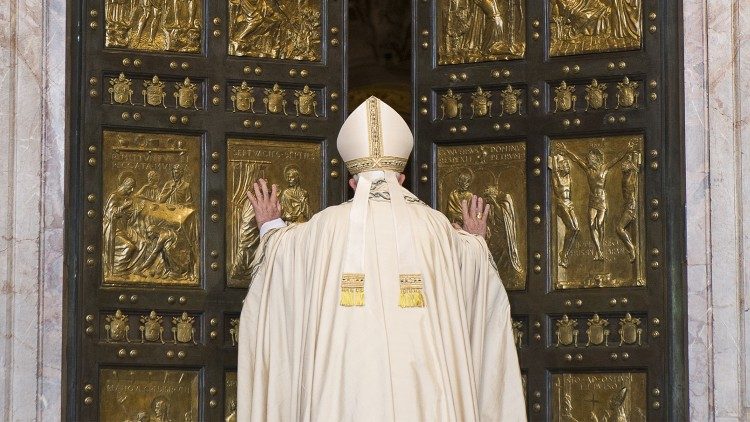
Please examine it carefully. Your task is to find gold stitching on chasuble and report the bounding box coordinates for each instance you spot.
[340,273,365,306]
[399,274,426,308]
[366,97,384,158]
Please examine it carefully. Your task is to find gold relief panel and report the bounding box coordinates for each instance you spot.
[228,0,322,61]
[226,139,322,288]
[225,371,238,421]
[99,368,199,422]
[549,135,645,289]
[552,372,647,422]
[437,0,526,64]
[549,0,642,56]
[105,0,203,53]
[437,142,527,290]
[102,131,201,287]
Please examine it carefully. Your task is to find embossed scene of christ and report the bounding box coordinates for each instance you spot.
[549,135,645,289]
[228,0,322,61]
[99,368,199,422]
[437,142,527,290]
[226,139,322,288]
[104,0,203,53]
[102,131,201,286]
[552,372,647,422]
[438,0,526,64]
[549,0,642,56]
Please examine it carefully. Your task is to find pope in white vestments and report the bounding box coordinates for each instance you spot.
[237,97,526,421]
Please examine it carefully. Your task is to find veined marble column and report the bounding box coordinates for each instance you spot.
[0,0,65,419]
[684,0,750,420]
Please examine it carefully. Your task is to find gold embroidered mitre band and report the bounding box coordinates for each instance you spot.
[337,97,413,175]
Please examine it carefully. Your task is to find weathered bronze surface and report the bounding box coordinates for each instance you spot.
[105,0,203,53]
[437,142,527,290]
[228,0,321,61]
[99,368,199,422]
[226,139,322,287]
[437,0,526,64]
[550,0,642,56]
[549,135,644,289]
[552,372,647,421]
[225,372,238,421]
[102,131,201,287]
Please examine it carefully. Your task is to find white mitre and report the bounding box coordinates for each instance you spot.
[337,96,413,175]
[336,97,424,308]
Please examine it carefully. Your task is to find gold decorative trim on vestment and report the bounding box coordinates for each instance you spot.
[366,97,384,158]
[345,156,407,175]
[399,274,426,308]
[340,273,365,307]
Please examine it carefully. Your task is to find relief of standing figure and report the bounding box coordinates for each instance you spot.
[550,153,580,268]
[279,165,311,223]
[617,151,641,262]
[446,169,475,224]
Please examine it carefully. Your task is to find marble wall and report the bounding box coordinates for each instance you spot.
[0,0,746,419]
[0,0,66,419]
[684,0,750,421]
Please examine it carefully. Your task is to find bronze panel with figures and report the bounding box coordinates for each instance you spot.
[99,368,200,422]
[225,371,238,421]
[549,135,645,289]
[104,0,203,53]
[228,0,322,61]
[102,131,201,287]
[552,372,647,422]
[549,0,642,56]
[226,139,322,287]
[437,142,527,290]
[437,0,526,64]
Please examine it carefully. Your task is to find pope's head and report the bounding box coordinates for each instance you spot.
[337,96,413,187]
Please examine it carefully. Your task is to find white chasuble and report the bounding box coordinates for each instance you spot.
[237,182,526,421]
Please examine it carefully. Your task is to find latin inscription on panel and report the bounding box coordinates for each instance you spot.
[549,0,642,56]
[228,0,322,61]
[437,0,526,64]
[105,0,203,53]
[226,139,322,288]
[102,131,201,287]
[225,371,238,421]
[552,372,647,421]
[99,368,199,422]
[549,135,645,289]
[437,142,527,290]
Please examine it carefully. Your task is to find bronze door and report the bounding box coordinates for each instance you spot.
[66,0,347,419]
[413,1,686,420]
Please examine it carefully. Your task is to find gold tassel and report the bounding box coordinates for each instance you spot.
[399,274,426,308]
[340,273,365,307]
